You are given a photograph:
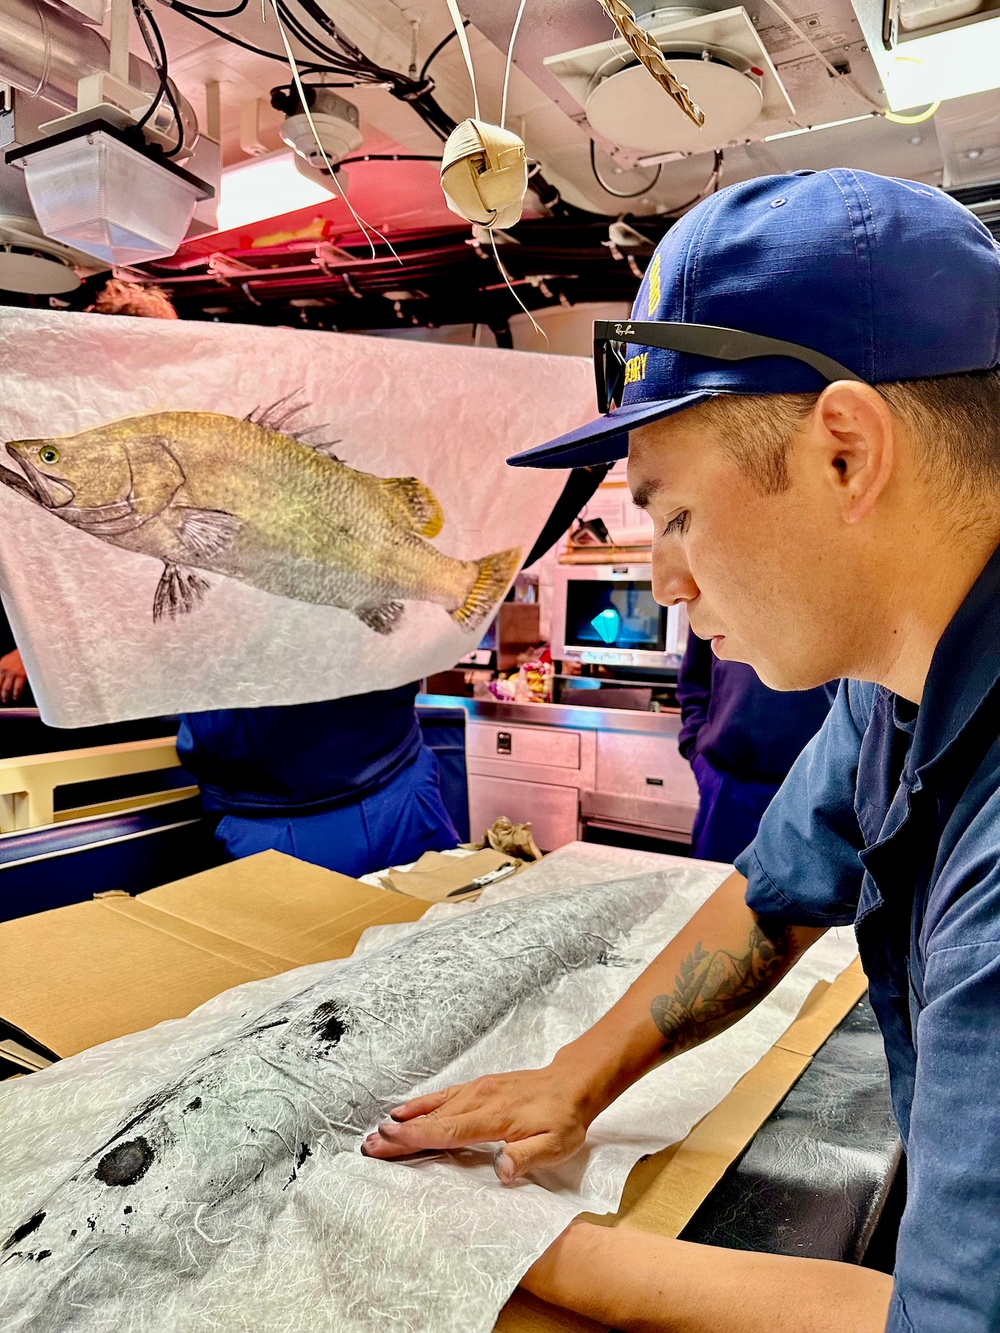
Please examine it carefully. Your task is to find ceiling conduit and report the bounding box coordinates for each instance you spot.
[0,0,198,148]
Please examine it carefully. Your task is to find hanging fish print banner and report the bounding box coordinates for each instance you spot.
[0,309,593,726]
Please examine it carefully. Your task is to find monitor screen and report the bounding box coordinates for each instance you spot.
[564,580,667,652]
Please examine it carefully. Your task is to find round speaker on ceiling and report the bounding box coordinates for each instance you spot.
[0,248,80,295]
[586,51,764,155]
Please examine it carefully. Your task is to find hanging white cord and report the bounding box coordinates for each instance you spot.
[443,0,481,119]
[266,0,400,262]
[500,0,527,130]
[755,0,884,113]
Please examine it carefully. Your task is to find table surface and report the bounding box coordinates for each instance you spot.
[682,994,900,1265]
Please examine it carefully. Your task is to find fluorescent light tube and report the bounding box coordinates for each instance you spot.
[879,16,1000,109]
[216,150,333,232]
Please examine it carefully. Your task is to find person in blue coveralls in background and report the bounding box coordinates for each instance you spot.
[177,684,458,878]
[362,169,1000,1333]
[678,632,834,862]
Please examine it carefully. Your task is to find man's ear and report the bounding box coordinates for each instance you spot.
[811,383,894,524]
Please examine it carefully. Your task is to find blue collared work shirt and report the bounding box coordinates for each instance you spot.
[736,543,1000,1332]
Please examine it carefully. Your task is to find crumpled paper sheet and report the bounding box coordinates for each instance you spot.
[0,850,856,1333]
[0,309,591,725]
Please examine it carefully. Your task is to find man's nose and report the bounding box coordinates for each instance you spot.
[652,549,698,607]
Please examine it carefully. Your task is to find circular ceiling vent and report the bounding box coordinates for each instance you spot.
[586,50,764,155]
[0,219,82,295]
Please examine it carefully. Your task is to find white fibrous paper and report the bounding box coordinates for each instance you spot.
[0,309,590,725]
[0,851,857,1333]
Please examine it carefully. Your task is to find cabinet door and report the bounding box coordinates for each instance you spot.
[596,731,697,802]
[468,776,579,853]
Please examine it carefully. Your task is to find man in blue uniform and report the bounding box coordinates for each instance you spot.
[177,685,459,878]
[678,632,833,862]
[362,169,1000,1331]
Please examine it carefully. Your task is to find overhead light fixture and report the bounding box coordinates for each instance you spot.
[215,150,336,232]
[6,121,212,266]
[887,24,1000,106]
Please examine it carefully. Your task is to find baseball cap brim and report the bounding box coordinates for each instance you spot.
[507,391,718,468]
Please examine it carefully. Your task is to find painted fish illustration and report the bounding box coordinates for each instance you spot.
[0,877,665,1333]
[0,399,521,633]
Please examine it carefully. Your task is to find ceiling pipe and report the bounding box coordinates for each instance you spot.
[0,0,198,150]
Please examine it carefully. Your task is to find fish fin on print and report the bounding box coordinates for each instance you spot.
[247,392,342,457]
[175,507,242,560]
[246,391,312,434]
[153,564,210,622]
[450,547,522,631]
[354,602,405,635]
[380,478,444,539]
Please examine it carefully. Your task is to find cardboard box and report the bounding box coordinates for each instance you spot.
[0,851,867,1332]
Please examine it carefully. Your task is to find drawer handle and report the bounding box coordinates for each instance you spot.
[645,776,664,786]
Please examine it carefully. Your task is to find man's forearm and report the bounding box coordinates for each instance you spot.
[523,1222,892,1333]
[553,870,825,1115]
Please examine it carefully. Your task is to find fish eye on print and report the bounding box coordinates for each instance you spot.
[0,395,521,633]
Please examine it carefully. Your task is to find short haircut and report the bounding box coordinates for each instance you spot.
[88,279,178,321]
[692,367,1000,498]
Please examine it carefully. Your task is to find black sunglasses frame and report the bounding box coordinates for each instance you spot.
[593,319,866,415]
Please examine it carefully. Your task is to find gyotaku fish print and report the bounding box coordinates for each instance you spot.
[0,397,520,634]
[0,878,666,1333]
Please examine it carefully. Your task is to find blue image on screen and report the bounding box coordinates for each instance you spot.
[565,581,665,651]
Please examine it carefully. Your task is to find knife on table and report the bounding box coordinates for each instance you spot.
[446,861,518,898]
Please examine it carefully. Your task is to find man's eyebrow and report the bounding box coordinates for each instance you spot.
[631,479,661,511]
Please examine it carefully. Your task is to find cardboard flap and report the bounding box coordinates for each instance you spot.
[0,851,428,1059]
[133,850,427,965]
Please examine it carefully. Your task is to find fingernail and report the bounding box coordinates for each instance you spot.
[389,1107,406,1120]
[376,1122,398,1139]
[495,1152,514,1184]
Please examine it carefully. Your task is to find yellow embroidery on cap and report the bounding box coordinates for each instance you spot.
[646,254,661,316]
[624,352,649,386]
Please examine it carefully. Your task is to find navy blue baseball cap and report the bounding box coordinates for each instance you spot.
[508,168,1000,469]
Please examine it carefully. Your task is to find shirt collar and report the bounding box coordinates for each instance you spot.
[907,541,1000,780]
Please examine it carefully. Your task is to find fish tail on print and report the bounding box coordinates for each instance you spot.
[450,547,522,631]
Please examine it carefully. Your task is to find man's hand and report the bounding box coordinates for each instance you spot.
[363,872,823,1185]
[361,1063,595,1182]
[0,648,26,703]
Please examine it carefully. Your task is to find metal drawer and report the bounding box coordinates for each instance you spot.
[467,722,581,770]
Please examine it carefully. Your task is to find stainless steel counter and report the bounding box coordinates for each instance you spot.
[419,694,697,850]
[417,693,683,737]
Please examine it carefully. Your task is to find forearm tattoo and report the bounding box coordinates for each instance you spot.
[651,920,793,1058]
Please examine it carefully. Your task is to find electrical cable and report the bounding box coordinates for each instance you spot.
[419,22,468,84]
[132,0,184,156]
[266,0,399,261]
[660,148,724,215]
[170,0,248,15]
[132,4,169,133]
[589,139,662,198]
